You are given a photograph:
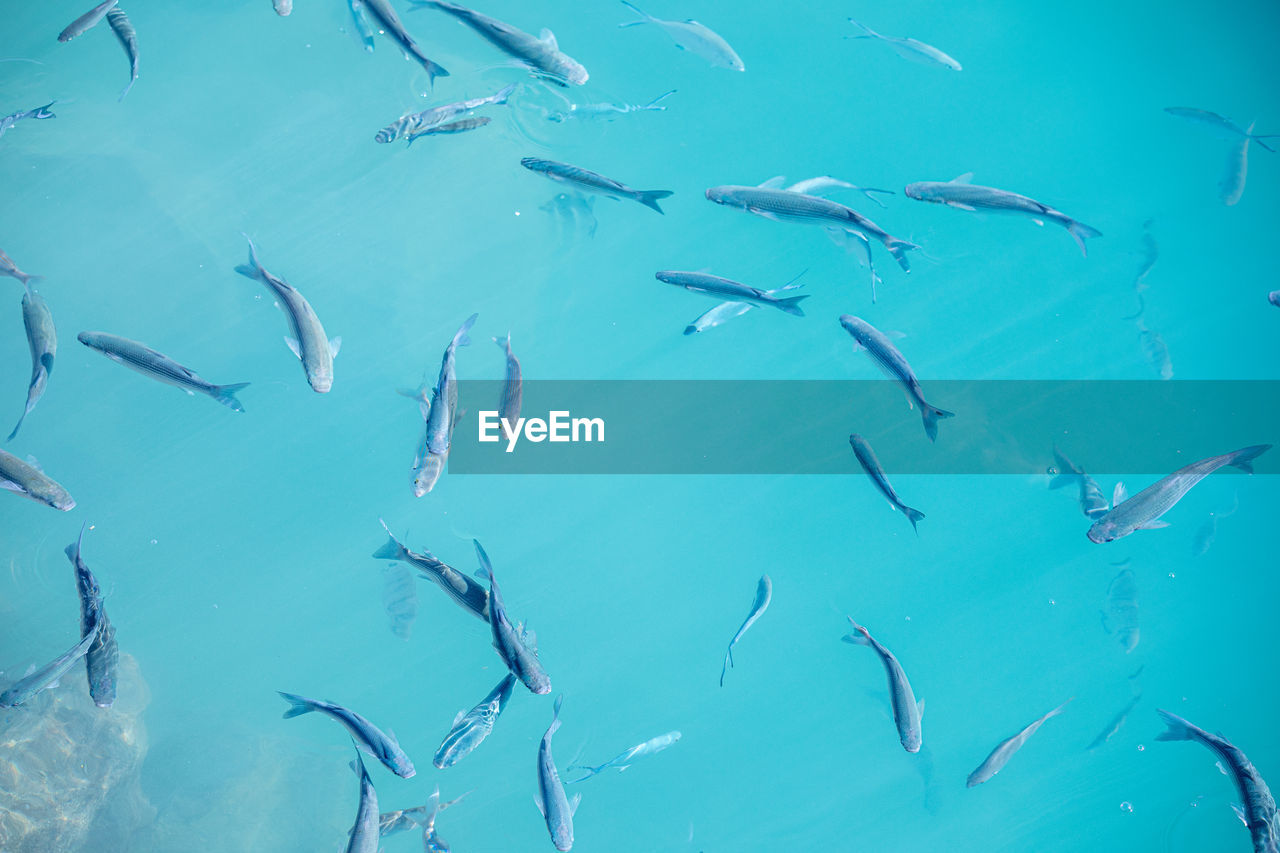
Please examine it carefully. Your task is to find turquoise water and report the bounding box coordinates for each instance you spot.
[2,0,1278,850]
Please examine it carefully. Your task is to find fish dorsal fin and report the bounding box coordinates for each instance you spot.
[1113,482,1128,504]
[950,172,974,184]
[758,175,787,189]
[23,663,36,677]
[569,792,582,815]
[540,28,558,49]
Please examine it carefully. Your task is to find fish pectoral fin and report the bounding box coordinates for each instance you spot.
[452,709,466,726]
[533,792,546,818]
[950,172,974,184]
[539,28,558,49]
[1231,803,1247,826]
[1137,519,1170,530]
[944,201,976,211]
[329,336,342,358]
[24,454,42,471]
[1112,482,1129,504]
[747,205,781,221]
[569,792,582,815]
[284,337,302,360]
[916,698,925,720]
[0,479,26,493]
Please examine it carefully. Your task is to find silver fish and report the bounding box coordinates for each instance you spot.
[475,539,550,694]
[522,158,672,214]
[967,698,1072,787]
[1157,710,1280,853]
[377,788,468,839]
[235,234,340,393]
[78,331,249,411]
[57,0,118,43]
[779,175,895,209]
[106,7,139,101]
[682,281,803,335]
[1192,494,1237,557]
[373,520,490,621]
[0,102,56,140]
[846,18,961,70]
[278,692,416,778]
[567,730,681,783]
[848,433,924,532]
[1086,692,1141,751]
[346,749,379,853]
[0,448,75,511]
[1048,446,1109,520]
[0,248,43,286]
[361,0,449,84]
[272,0,292,15]
[375,83,516,144]
[0,620,100,707]
[381,563,418,640]
[839,315,954,442]
[403,314,476,496]
[1165,108,1279,151]
[407,115,491,143]
[348,0,375,51]
[433,673,517,768]
[720,574,771,687]
[66,525,119,708]
[655,270,808,316]
[1135,219,1158,291]
[1127,295,1173,380]
[842,617,924,753]
[1101,560,1139,654]
[8,282,56,441]
[493,332,522,433]
[411,0,587,85]
[705,185,917,271]
[1220,125,1251,206]
[546,89,674,123]
[1087,444,1270,543]
[536,695,580,851]
[618,1,744,71]
[1270,290,1280,308]
[904,173,1101,256]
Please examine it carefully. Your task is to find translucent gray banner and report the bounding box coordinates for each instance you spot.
[446,381,1278,475]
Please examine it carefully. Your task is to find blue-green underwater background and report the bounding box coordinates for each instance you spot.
[2,0,1278,850]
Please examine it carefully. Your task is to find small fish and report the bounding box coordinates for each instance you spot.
[493,333,522,436]
[568,730,681,783]
[348,0,375,51]
[535,695,580,851]
[272,0,292,15]
[58,0,118,43]
[682,280,803,335]
[0,620,100,707]
[402,314,476,496]
[655,270,808,317]
[848,434,924,532]
[1220,126,1252,206]
[278,692,416,778]
[0,102,56,140]
[839,315,954,442]
[720,574,771,687]
[705,185,917,272]
[475,540,551,694]
[1048,446,1109,520]
[375,83,516,144]
[618,1,744,71]
[1088,444,1270,543]
[373,521,490,620]
[1101,559,1139,654]
[376,787,468,837]
[0,248,43,286]
[0,448,76,511]
[361,0,449,84]
[381,563,417,640]
[78,331,249,411]
[1165,108,1280,151]
[235,234,340,393]
[1192,494,1237,557]
[8,282,56,441]
[411,0,587,85]
[546,89,674,123]
[1135,219,1158,291]
[407,115,491,143]
[1156,710,1280,853]
[846,18,961,70]
[1086,692,1141,751]
[842,618,924,753]
[105,7,139,101]
[967,698,1072,787]
[346,749,379,853]
[904,173,1101,256]
[433,673,517,768]
[522,158,672,214]
[1126,295,1174,380]
[66,525,119,708]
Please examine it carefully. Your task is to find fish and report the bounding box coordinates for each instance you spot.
[966,698,1072,787]
[0,448,76,511]
[1270,291,1280,308]
[66,525,119,708]
[1086,693,1141,751]
[410,0,587,85]
[277,692,416,778]
[346,749,379,853]
[1101,559,1139,654]
[348,0,375,51]
[1135,219,1158,291]
[474,539,551,694]
[234,234,340,393]
[78,331,250,411]
[0,102,56,140]
[1156,709,1280,853]
[535,695,580,851]
[568,730,682,783]
[0,248,43,286]
[838,315,954,442]
[1087,444,1270,543]
[1220,126,1251,206]
[1126,294,1174,380]
[407,115,491,143]
[545,89,675,122]
[1048,446,1109,520]
[381,563,417,640]
[846,18,961,70]
[375,83,516,144]
[655,270,808,316]
[522,158,672,214]
[1165,107,1280,152]
[402,314,476,496]
[842,618,924,753]
[8,282,57,441]
[705,185,918,271]
[272,0,292,15]
[377,788,468,839]
[541,192,597,239]
[1193,494,1238,557]
[0,620,100,707]
[372,520,490,621]
[904,173,1101,256]
[720,574,771,687]
[617,1,744,71]
[779,175,896,209]
[848,434,924,532]
[57,0,118,43]
[361,0,449,84]
[433,673,518,768]
[493,333,522,438]
[105,7,139,101]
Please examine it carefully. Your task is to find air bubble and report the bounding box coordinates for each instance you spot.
[1120,802,1133,813]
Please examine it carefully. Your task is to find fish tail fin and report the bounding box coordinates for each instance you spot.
[886,238,918,272]
[453,313,479,348]
[277,691,314,719]
[373,519,409,560]
[493,83,518,104]
[635,190,674,214]
[423,58,450,86]
[644,89,676,109]
[212,382,249,412]
[234,234,262,281]
[921,403,955,443]
[1252,134,1280,152]
[1228,444,1270,473]
[1155,709,1193,741]
[903,506,924,534]
[1047,697,1075,719]
[7,412,26,442]
[841,616,871,645]
[1066,220,1102,257]
[618,0,650,26]
[33,101,56,119]
[493,332,511,350]
[775,294,809,317]
[118,78,135,102]
[846,18,877,38]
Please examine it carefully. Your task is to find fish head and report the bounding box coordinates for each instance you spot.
[903,182,935,202]
[556,59,589,86]
[32,481,76,511]
[1087,520,1119,543]
[392,753,417,778]
[703,186,743,208]
[307,369,333,393]
[837,314,864,338]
